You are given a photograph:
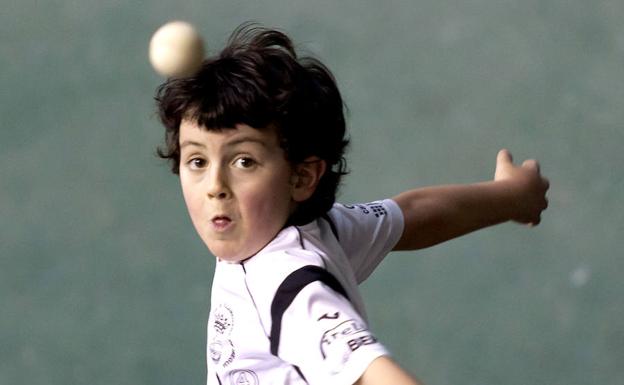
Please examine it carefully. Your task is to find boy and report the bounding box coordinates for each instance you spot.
[155,24,549,385]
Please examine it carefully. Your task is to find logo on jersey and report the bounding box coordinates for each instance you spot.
[213,304,234,335]
[319,318,379,373]
[209,304,236,368]
[343,203,387,218]
[209,339,235,366]
[229,369,259,385]
[320,319,370,358]
[317,311,340,321]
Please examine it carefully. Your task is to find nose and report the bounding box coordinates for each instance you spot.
[206,165,231,200]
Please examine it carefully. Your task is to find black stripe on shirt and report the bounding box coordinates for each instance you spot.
[321,213,339,241]
[269,265,350,356]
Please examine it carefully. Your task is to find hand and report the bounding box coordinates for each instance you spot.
[494,149,550,226]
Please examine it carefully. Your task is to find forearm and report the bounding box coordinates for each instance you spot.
[392,180,522,250]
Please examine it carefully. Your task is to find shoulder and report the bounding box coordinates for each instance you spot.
[328,199,403,224]
[242,226,326,300]
[245,226,325,273]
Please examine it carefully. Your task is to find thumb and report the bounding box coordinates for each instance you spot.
[494,149,514,181]
[497,149,513,166]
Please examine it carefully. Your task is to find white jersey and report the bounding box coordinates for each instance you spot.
[206,199,404,385]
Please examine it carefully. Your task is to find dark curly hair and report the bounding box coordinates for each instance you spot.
[155,23,349,225]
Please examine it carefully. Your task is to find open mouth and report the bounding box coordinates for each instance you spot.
[211,215,232,231]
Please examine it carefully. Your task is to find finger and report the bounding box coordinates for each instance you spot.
[542,177,550,190]
[497,149,513,165]
[522,159,540,172]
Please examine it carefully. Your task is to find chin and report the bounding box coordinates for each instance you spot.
[206,243,248,263]
[204,236,268,263]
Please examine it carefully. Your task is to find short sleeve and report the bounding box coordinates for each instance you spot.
[327,199,404,282]
[277,282,389,385]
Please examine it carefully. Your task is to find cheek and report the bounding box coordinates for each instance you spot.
[241,179,293,225]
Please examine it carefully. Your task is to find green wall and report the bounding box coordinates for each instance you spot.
[2,1,623,384]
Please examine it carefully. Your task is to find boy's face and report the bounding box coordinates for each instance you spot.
[178,119,297,262]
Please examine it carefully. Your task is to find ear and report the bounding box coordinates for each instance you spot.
[291,157,327,202]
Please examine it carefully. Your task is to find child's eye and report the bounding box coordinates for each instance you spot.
[188,158,207,169]
[234,157,256,169]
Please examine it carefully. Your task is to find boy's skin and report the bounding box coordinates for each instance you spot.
[393,148,549,251]
[178,118,549,385]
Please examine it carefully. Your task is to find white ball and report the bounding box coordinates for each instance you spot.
[149,21,204,77]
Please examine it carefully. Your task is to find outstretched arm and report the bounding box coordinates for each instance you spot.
[392,149,549,251]
[355,356,423,385]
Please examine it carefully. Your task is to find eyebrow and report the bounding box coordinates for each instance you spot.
[180,140,206,149]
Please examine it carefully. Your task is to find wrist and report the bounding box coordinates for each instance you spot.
[489,179,526,222]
